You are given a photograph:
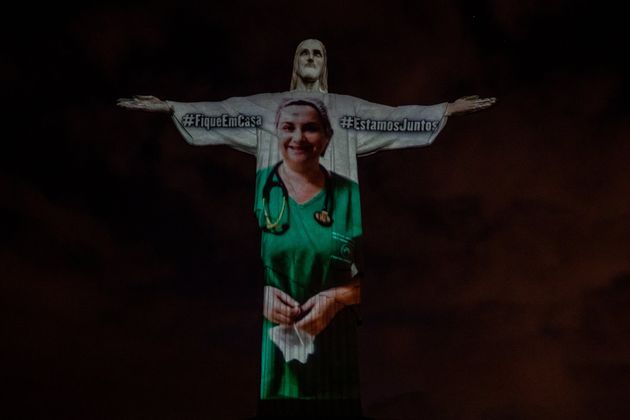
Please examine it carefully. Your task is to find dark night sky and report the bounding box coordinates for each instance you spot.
[4,1,630,419]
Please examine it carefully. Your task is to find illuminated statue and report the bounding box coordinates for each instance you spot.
[118,39,495,417]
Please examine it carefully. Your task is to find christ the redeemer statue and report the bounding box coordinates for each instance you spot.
[118,39,495,418]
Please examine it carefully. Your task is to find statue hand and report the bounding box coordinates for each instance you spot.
[116,95,172,113]
[445,95,496,117]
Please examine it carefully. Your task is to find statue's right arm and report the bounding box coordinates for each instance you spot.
[118,93,266,155]
[116,95,172,113]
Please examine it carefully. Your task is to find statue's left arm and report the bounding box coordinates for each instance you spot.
[353,95,495,156]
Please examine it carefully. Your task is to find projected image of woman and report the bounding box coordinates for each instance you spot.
[257,98,362,400]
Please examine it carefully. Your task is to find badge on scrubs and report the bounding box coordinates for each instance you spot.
[314,210,332,226]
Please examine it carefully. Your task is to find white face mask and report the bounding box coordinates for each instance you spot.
[269,324,315,364]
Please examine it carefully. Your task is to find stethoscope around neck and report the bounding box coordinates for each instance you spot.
[262,161,333,233]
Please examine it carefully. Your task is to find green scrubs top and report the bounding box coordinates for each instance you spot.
[255,164,363,400]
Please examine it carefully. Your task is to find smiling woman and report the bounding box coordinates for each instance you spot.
[257,98,363,406]
[276,100,332,200]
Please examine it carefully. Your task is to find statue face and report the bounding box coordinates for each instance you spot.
[277,104,330,167]
[296,39,325,82]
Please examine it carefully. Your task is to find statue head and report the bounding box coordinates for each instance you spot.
[290,39,328,93]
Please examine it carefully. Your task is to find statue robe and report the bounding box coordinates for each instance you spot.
[167,91,447,413]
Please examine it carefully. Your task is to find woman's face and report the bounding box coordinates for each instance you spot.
[277,104,329,169]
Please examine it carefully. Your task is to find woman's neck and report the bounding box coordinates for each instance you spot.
[283,161,321,181]
[280,162,325,203]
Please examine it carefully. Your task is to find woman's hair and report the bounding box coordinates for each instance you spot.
[290,39,328,93]
[275,98,334,156]
[275,98,334,139]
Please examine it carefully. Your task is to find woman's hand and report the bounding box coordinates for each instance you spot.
[295,292,345,337]
[263,286,302,325]
[445,95,496,117]
[116,95,172,113]
[295,279,360,336]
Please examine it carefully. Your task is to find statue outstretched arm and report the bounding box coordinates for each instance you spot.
[352,97,448,155]
[353,94,496,156]
[117,94,271,155]
[116,95,172,113]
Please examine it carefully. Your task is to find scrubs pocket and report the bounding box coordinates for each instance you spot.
[330,231,355,270]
